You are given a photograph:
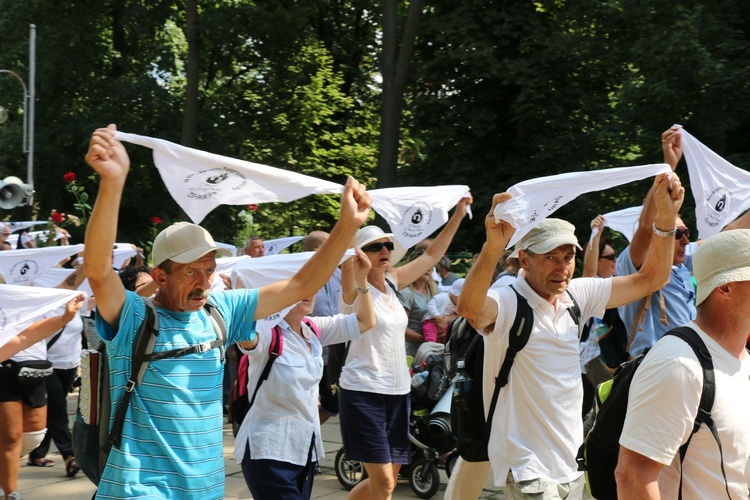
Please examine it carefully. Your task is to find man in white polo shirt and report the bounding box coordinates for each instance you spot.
[457,171,683,499]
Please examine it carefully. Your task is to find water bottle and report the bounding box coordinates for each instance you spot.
[452,360,473,397]
[411,370,430,388]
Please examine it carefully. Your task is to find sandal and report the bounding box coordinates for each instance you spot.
[65,457,80,477]
[27,458,55,467]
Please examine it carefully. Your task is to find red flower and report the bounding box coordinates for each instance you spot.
[50,210,65,224]
[247,204,258,212]
[151,216,162,225]
[63,171,76,183]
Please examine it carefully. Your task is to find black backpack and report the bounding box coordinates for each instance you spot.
[578,326,730,500]
[445,285,580,462]
[72,299,227,486]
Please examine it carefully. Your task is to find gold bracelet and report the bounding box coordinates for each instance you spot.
[356,285,370,294]
[652,222,676,237]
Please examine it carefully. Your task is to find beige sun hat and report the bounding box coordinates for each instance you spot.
[507,218,582,259]
[152,222,232,267]
[693,229,750,306]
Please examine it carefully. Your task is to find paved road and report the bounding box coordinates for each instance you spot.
[12,389,505,499]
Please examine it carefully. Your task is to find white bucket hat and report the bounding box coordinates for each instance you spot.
[693,229,750,306]
[353,226,407,264]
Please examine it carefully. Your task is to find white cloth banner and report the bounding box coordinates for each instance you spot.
[0,244,85,286]
[588,206,643,248]
[31,268,93,297]
[263,236,304,256]
[232,250,356,333]
[210,256,247,292]
[369,185,472,249]
[0,285,85,346]
[215,241,239,257]
[679,125,750,239]
[494,164,671,248]
[6,230,67,247]
[113,243,138,269]
[0,221,47,233]
[114,131,343,224]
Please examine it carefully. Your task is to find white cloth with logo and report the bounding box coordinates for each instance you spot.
[588,206,643,249]
[0,284,85,347]
[369,185,472,249]
[679,125,750,239]
[232,250,356,333]
[493,164,671,248]
[263,236,304,255]
[114,131,343,224]
[0,244,84,285]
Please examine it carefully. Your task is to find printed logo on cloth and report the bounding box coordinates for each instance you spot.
[399,202,434,240]
[9,260,39,284]
[184,167,249,200]
[703,187,733,229]
[0,306,7,330]
[266,245,278,254]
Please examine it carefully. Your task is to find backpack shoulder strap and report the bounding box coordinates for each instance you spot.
[496,285,534,389]
[145,303,227,361]
[565,290,581,335]
[302,317,320,339]
[665,326,730,500]
[248,325,284,410]
[109,297,159,450]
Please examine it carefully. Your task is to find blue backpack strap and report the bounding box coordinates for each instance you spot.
[666,326,730,500]
[248,325,284,410]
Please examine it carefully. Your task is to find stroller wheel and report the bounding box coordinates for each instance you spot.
[408,458,440,499]
[334,447,367,491]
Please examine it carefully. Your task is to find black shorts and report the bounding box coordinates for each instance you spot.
[0,364,48,408]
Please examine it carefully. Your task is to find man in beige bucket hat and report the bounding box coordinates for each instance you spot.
[617,229,750,498]
[82,124,372,498]
[458,171,683,499]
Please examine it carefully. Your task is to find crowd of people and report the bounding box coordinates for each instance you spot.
[1,123,749,500]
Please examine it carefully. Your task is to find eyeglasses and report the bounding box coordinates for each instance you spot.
[675,228,691,240]
[361,241,395,253]
[599,254,617,261]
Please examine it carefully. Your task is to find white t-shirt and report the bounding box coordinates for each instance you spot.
[339,274,410,395]
[482,271,611,485]
[620,323,750,498]
[46,313,83,370]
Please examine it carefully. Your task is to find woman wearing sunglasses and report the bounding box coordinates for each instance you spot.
[338,196,472,500]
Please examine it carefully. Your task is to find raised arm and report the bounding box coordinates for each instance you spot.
[629,127,682,268]
[83,124,129,328]
[607,173,684,309]
[583,215,604,278]
[254,177,371,320]
[346,248,376,333]
[457,193,514,331]
[391,196,472,289]
[0,294,85,362]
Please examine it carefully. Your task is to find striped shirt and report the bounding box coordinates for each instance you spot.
[95,290,257,499]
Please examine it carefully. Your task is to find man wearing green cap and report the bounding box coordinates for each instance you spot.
[82,124,372,499]
[458,172,683,499]
[616,229,750,499]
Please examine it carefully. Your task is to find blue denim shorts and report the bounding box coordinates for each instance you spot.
[339,388,411,464]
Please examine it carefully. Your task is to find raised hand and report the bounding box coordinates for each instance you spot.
[486,192,515,250]
[652,172,684,221]
[661,126,683,171]
[347,247,372,288]
[340,176,372,228]
[455,195,473,217]
[62,293,86,323]
[590,215,605,230]
[84,124,130,182]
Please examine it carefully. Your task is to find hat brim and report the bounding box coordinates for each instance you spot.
[169,246,233,265]
[520,237,582,256]
[696,267,750,306]
[357,232,395,249]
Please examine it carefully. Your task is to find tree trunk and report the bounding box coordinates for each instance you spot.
[182,0,199,148]
[376,0,424,188]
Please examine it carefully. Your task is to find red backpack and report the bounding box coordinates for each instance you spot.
[230,318,320,436]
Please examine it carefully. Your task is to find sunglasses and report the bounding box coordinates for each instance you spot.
[361,241,395,253]
[599,254,617,261]
[675,228,691,240]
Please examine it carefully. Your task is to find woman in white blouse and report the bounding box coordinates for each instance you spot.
[233,248,376,500]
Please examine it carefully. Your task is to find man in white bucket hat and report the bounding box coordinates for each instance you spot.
[458,171,683,500]
[617,229,750,498]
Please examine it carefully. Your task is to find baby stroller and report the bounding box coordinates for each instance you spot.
[335,343,459,498]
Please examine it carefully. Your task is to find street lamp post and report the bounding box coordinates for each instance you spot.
[0,24,36,211]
